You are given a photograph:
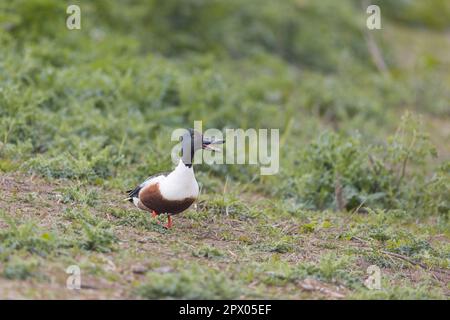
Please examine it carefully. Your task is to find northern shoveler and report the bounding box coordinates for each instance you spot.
[125,129,224,229]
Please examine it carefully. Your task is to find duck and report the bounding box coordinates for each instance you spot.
[125,129,224,229]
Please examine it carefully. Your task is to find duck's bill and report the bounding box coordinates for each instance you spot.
[202,138,225,152]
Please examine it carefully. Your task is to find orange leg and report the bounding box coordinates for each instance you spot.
[164,215,173,229]
[151,210,158,218]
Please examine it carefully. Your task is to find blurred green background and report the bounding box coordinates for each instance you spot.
[0,0,449,216]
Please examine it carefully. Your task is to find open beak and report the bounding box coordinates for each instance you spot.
[202,138,225,152]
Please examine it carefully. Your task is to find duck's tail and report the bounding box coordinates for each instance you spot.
[124,187,140,202]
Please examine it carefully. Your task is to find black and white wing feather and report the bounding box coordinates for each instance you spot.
[125,172,169,202]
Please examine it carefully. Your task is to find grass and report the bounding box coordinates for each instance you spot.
[0,0,449,299]
[0,173,448,299]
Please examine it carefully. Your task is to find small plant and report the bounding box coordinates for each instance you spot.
[300,221,318,233]
[2,258,41,280]
[253,238,296,254]
[0,212,59,257]
[192,245,225,259]
[351,281,445,300]
[79,220,117,253]
[292,254,361,289]
[280,112,440,215]
[136,265,240,299]
[386,236,433,258]
[63,208,117,252]
[196,196,259,220]
[59,184,99,206]
[420,161,450,217]
[269,241,294,254]
[109,208,164,232]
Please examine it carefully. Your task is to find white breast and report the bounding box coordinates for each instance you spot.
[158,160,199,200]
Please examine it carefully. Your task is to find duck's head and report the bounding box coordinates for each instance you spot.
[180,129,225,166]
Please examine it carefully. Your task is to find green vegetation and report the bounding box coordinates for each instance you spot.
[0,0,448,299]
[137,264,241,299]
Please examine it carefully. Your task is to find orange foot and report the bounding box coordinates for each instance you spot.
[163,215,173,229]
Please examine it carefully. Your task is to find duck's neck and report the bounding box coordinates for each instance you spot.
[181,140,196,168]
[181,157,193,168]
[174,159,194,174]
[168,160,195,184]
[160,159,198,200]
